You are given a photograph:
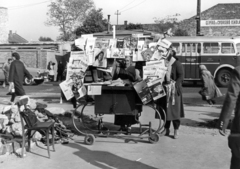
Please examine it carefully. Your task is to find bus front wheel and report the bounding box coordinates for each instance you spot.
[216,69,232,87]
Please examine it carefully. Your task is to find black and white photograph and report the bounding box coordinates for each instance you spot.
[0,0,239,169]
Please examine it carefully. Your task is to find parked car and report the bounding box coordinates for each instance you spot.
[0,62,46,85]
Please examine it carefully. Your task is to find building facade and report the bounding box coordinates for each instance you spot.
[0,7,9,43]
[179,3,240,36]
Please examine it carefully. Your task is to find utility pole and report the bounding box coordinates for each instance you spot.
[114,10,121,30]
[107,15,111,34]
[196,0,201,36]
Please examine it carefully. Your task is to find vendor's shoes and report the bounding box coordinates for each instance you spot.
[126,127,131,135]
[174,130,179,139]
[165,128,170,136]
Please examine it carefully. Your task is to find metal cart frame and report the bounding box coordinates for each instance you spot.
[71,86,166,145]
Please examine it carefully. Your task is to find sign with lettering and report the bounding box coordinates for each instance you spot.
[201,19,240,27]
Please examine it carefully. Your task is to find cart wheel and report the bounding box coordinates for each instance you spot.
[84,134,95,145]
[149,133,159,144]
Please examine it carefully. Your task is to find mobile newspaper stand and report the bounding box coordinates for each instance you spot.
[60,35,172,145]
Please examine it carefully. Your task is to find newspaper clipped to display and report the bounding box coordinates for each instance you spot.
[85,37,96,65]
[143,62,167,84]
[145,78,166,101]
[67,51,88,80]
[59,79,74,100]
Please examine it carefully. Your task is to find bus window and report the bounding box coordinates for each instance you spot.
[236,43,240,53]
[203,43,219,54]
[221,43,235,53]
[182,43,201,55]
[172,43,180,53]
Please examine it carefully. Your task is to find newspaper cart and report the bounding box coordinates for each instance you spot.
[71,85,166,145]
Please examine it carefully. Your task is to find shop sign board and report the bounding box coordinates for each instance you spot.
[201,19,240,27]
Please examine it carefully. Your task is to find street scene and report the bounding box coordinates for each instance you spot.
[0,0,240,169]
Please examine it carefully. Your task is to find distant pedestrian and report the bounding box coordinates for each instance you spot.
[2,58,12,88]
[47,61,55,82]
[56,61,64,82]
[199,65,222,105]
[8,52,32,104]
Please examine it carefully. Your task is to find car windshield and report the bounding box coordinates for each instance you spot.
[237,43,240,53]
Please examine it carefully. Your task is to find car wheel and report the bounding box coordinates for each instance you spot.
[216,69,232,87]
[24,77,33,85]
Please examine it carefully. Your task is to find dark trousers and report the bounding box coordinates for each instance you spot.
[228,134,240,169]
[10,93,16,102]
[165,120,180,130]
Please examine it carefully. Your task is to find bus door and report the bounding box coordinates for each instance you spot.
[182,43,201,79]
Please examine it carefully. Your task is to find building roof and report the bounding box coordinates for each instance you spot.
[8,31,28,43]
[93,29,152,39]
[188,3,240,20]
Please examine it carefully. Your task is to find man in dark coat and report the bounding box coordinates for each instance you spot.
[8,52,32,104]
[113,56,142,133]
[218,65,240,169]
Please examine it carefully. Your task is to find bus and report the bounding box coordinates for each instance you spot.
[162,36,240,87]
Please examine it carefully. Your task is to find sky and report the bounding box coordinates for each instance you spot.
[0,0,239,41]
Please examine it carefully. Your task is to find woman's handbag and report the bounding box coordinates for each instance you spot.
[7,82,15,95]
[198,88,210,101]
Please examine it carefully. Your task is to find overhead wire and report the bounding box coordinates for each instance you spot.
[8,0,52,10]
[119,0,148,13]
[118,0,137,11]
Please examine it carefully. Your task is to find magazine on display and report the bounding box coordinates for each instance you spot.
[146,78,166,101]
[111,48,125,58]
[59,79,74,100]
[116,39,124,48]
[92,48,107,68]
[143,65,167,83]
[157,38,172,49]
[67,51,88,80]
[133,80,152,105]
[85,37,96,65]
[109,39,117,49]
[74,37,86,50]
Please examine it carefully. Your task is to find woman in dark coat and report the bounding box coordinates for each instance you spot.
[199,65,222,105]
[157,50,185,139]
[8,52,32,103]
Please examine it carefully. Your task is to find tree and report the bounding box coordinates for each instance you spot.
[174,29,189,36]
[39,36,54,41]
[125,23,143,30]
[75,8,108,36]
[46,0,95,41]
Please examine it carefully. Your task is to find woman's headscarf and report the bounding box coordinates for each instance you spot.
[199,65,213,78]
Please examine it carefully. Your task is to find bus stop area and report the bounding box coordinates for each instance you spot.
[0,93,231,169]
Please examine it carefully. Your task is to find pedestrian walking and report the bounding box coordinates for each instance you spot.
[218,65,240,169]
[47,61,55,82]
[56,61,64,82]
[157,49,185,139]
[2,58,12,88]
[198,65,222,105]
[8,52,32,104]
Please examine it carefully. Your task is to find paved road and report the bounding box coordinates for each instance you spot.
[0,82,232,169]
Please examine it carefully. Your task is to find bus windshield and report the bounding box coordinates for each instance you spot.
[237,43,240,53]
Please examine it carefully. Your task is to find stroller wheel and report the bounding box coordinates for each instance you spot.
[84,134,95,145]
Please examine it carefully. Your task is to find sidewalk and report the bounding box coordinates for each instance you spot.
[0,95,231,169]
